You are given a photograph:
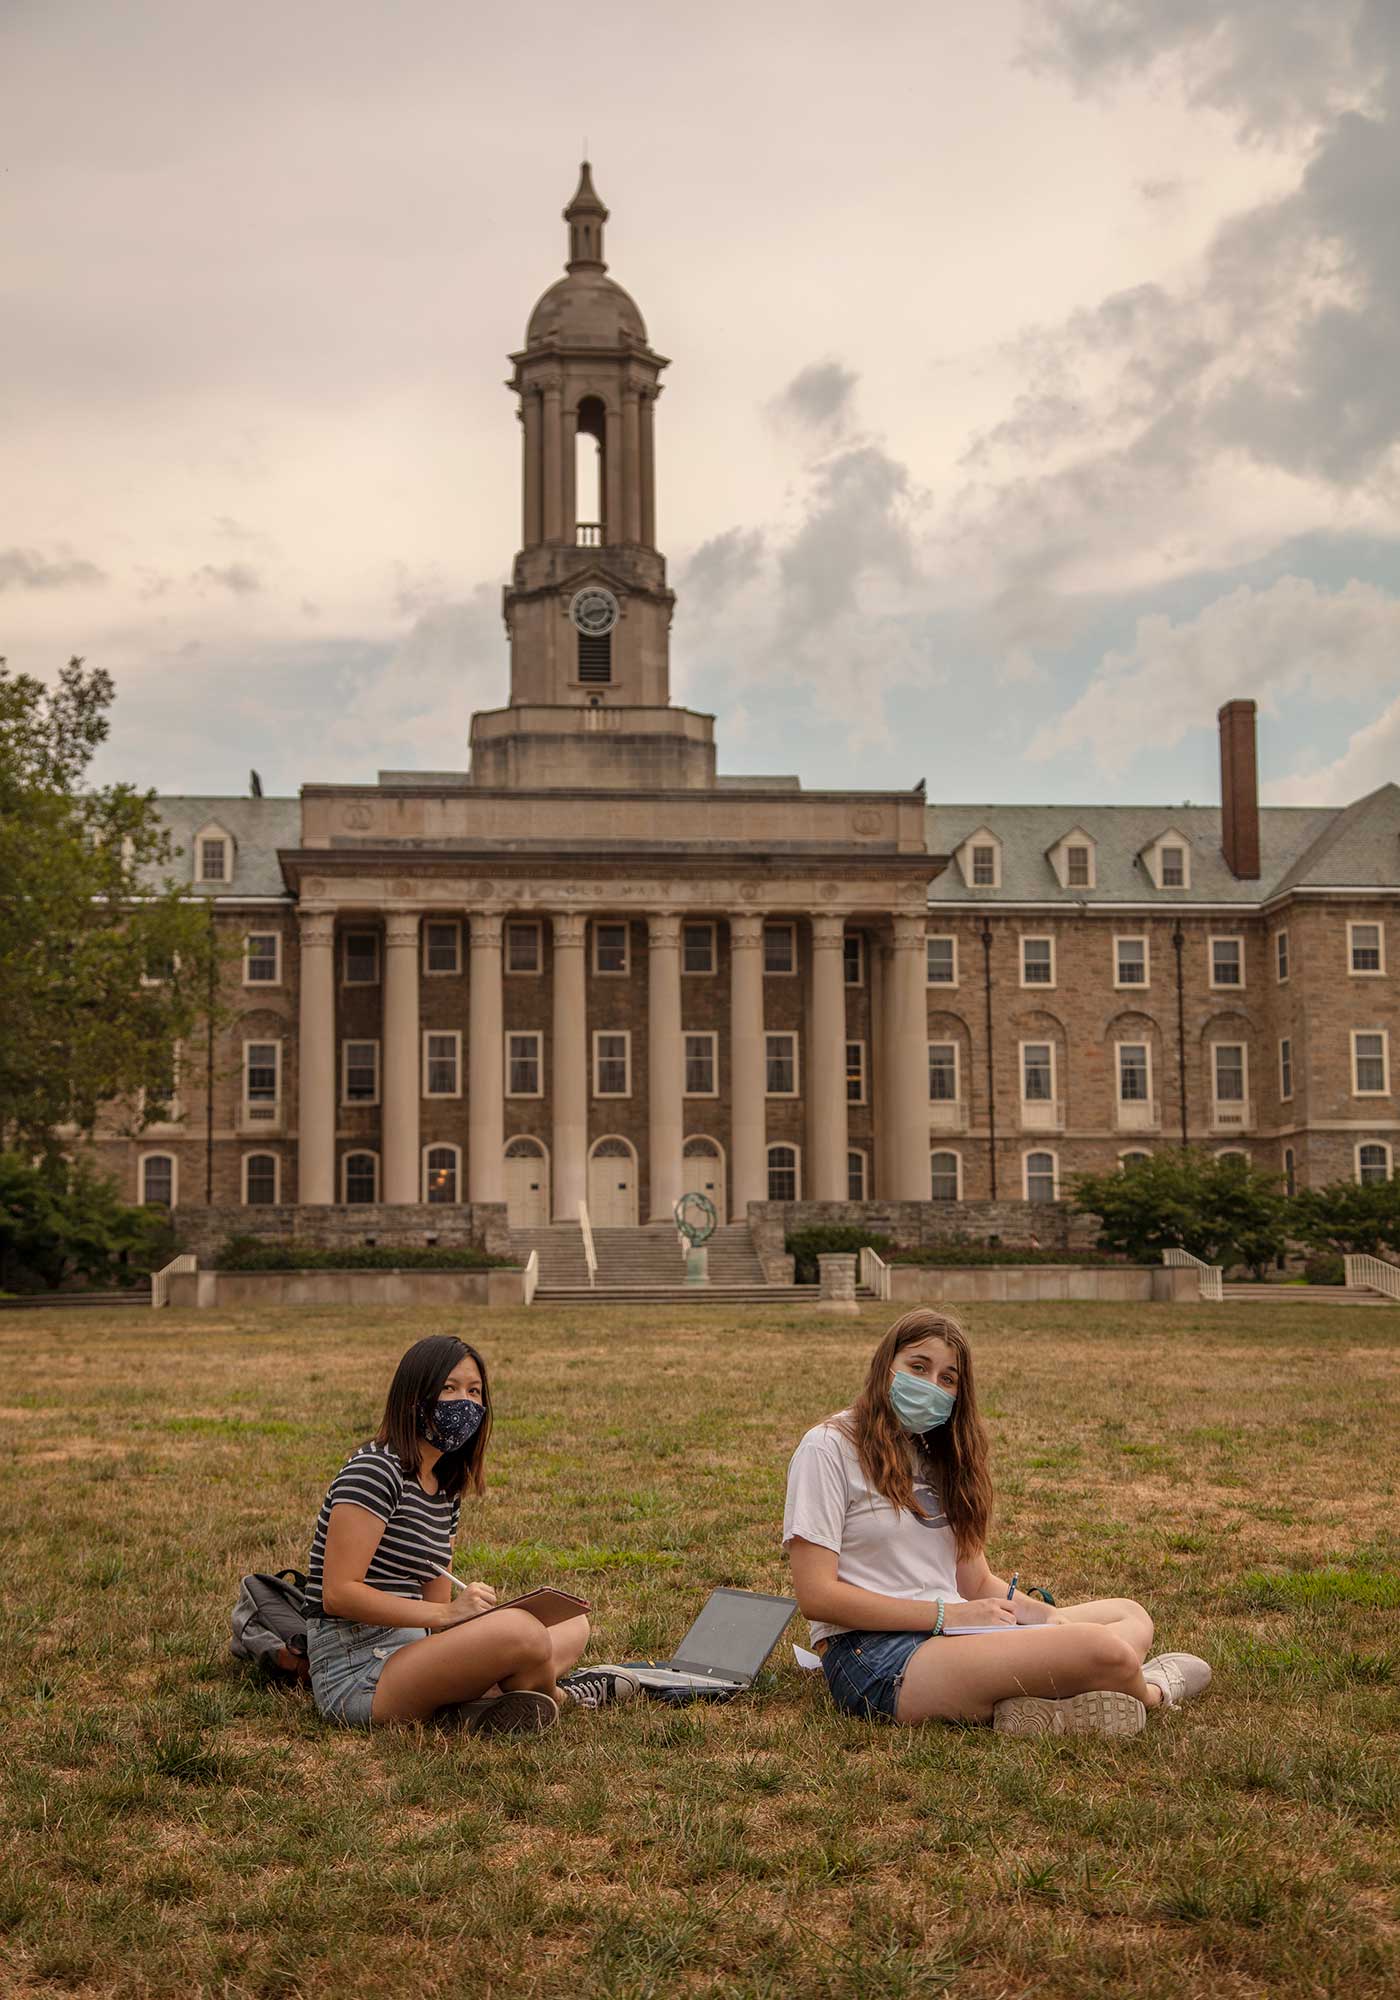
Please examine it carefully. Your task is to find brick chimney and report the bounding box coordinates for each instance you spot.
[1219,698,1260,879]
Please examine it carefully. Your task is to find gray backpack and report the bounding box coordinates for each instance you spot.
[230,1569,311,1682]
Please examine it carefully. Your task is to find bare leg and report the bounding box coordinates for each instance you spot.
[371,1610,557,1724]
[549,1613,590,1681]
[894,1622,1153,1726]
[1054,1597,1154,1661]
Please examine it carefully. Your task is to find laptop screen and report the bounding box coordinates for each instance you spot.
[671,1588,796,1681]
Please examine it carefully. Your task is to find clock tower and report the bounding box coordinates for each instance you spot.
[468,164,716,789]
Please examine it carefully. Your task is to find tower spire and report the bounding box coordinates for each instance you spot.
[564,160,607,273]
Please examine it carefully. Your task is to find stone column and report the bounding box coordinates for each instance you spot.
[622,388,641,543]
[606,404,625,545]
[729,913,767,1221]
[382,912,421,1204]
[639,389,657,548]
[542,379,562,542]
[808,914,849,1201]
[296,910,337,1204]
[551,911,588,1220]
[521,390,542,547]
[468,912,504,1204]
[647,911,684,1222]
[885,913,930,1199]
[561,404,578,545]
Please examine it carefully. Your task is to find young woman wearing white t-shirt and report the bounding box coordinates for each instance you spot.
[783,1308,1210,1736]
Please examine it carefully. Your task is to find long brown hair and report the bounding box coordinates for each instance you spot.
[837,1308,992,1555]
[374,1335,492,1501]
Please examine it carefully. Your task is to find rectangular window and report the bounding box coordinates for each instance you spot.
[1066,844,1091,887]
[847,1151,867,1201]
[1117,1044,1150,1103]
[344,931,379,984]
[244,1041,281,1120]
[244,933,280,985]
[1276,930,1290,982]
[1211,938,1243,987]
[1025,1152,1057,1202]
[198,837,228,882]
[1021,936,1054,986]
[927,936,957,986]
[507,1032,542,1097]
[1352,1030,1389,1095]
[593,921,629,975]
[971,844,997,886]
[1213,1044,1245,1103]
[843,933,865,986]
[1115,936,1148,987]
[1022,1043,1053,1103]
[1279,1038,1293,1101]
[928,1042,959,1103]
[424,1031,460,1097]
[244,1155,278,1205]
[683,1032,716,1096]
[682,922,715,975]
[763,922,796,975]
[1349,922,1384,974]
[1358,1144,1391,1186]
[765,1032,798,1095]
[846,1041,866,1105]
[341,1039,379,1105]
[593,1031,630,1097]
[1283,1147,1296,1198]
[930,1152,960,1201]
[141,1155,174,1207]
[424,921,462,975]
[1160,846,1186,888]
[505,920,541,975]
[344,1153,378,1204]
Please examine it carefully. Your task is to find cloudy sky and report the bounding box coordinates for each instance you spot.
[6,0,1400,809]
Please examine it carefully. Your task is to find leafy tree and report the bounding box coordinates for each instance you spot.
[0,1152,176,1293]
[1071,1149,1287,1277]
[0,657,226,1155]
[1290,1180,1400,1259]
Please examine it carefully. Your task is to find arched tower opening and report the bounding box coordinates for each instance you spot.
[576,396,606,547]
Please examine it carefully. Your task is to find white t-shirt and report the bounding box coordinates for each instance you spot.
[782,1414,964,1643]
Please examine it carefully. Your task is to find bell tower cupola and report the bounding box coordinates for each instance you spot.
[470,164,715,790]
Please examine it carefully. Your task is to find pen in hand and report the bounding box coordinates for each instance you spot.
[1006,1572,1019,1601]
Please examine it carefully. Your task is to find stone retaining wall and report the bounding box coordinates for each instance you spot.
[167,1267,527,1310]
[887,1264,1195,1305]
[170,1203,513,1262]
[747,1199,1099,1281]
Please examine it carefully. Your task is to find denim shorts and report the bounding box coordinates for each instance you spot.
[306,1616,429,1727]
[821,1630,928,1722]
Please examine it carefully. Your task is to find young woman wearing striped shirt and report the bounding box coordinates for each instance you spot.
[306,1333,634,1736]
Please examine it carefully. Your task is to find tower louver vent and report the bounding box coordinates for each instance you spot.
[578,631,612,683]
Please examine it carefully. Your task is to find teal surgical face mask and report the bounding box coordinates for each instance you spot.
[889,1368,956,1436]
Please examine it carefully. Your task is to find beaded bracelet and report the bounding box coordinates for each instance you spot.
[932,1597,946,1637]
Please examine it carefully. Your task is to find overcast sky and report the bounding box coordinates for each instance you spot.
[6,0,1400,810]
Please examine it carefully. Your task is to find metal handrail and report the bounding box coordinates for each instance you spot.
[1161,1247,1223,1303]
[578,1201,598,1290]
[859,1246,892,1301]
[1345,1253,1400,1302]
[522,1249,540,1307]
[151,1252,196,1307]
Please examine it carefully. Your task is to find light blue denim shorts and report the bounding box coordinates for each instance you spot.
[306,1615,429,1727]
[821,1630,927,1722]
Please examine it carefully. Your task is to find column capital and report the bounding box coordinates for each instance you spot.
[469,912,504,949]
[891,913,928,951]
[551,911,587,950]
[384,911,421,950]
[729,913,765,951]
[298,910,336,949]
[647,910,683,951]
[811,914,847,950]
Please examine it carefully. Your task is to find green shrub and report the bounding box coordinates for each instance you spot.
[1072,1148,1287,1276]
[1302,1253,1346,1288]
[0,1151,178,1293]
[214,1237,509,1272]
[784,1225,892,1285]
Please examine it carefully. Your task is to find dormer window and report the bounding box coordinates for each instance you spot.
[1161,846,1186,888]
[193,821,235,887]
[1140,830,1191,892]
[1067,846,1090,887]
[1047,827,1097,892]
[957,828,1002,890]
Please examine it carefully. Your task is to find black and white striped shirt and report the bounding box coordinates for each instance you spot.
[305,1441,460,1618]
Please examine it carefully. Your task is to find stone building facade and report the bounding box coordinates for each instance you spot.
[100,168,1400,1234]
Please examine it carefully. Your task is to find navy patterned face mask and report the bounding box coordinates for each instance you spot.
[418,1396,485,1452]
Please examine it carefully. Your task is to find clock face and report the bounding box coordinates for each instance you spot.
[569,586,619,636]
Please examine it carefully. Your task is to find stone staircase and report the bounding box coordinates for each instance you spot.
[512,1221,799,1304]
[1220,1283,1396,1307]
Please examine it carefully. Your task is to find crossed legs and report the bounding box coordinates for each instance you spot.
[894,1597,1157,1726]
[371,1610,591,1725]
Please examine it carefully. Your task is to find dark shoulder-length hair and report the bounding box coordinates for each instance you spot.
[835,1307,993,1557]
[373,1334,492,1501]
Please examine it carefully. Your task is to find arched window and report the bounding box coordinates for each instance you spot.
[343,1151,378,1204]
[505,1136,545,1160]
[1119,1150,1151,1171]
[1024,1151,1057,1203]
[423,1145,460,1205]
[243,1154,278,1205]
[575,395,606,546]
[140,1154,176,1208]
[846,1149,867,1201]
[930,1151,961,1201]
[767,1144,799,1201]
[1357,1142,1392,1186]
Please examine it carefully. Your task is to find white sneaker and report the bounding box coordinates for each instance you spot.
[1142,1654,1212,1708]
[993,1689,1146,1738]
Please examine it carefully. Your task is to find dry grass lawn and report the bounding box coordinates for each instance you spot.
[1,1298,1398,1998]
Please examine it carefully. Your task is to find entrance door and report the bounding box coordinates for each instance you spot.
[588,1137,638,1227]
[681,1137,725,1222]
[504,1138,549,1228]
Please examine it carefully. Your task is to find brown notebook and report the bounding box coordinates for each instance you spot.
[480,1587,590,1627]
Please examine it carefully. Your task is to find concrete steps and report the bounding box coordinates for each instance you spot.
[535,1284,820,1306]
[513,1221,774,1300]
[1219,1285,1396,1305]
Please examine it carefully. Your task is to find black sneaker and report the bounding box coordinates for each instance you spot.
[558,1666,641,1710]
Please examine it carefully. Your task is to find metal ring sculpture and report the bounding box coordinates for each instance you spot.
[673,1190,718,1246]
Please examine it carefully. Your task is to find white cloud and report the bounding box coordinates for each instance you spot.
[1271,691,1400,803]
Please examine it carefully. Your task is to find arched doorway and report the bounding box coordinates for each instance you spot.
[588,1135,638,1227]
[504,1136,550,1228]
[682,1136,725,1220]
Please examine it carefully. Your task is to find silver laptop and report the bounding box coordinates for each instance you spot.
[610,1587,797,1695]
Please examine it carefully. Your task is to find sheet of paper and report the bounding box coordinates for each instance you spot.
[943,1623,1034,1635]
[793,1644,823,1672]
